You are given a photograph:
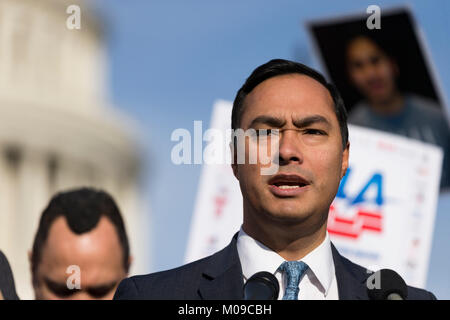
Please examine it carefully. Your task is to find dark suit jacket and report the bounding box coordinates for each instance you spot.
[0,250,19,300]
[114,234,436,300]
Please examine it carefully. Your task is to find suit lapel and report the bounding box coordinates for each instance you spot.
[331,243,370,300]
[196,236,371,300]
[198,233,244,300]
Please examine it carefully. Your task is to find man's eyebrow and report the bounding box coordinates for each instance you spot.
[44,277,69,289]
[44,277,76,296]
[86,280,119,297]
[86,281,118,291]
[249,115,286,128]
[44,277,119,297]
[292,115,331,129]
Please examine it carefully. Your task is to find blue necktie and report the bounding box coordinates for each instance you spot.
[278,261,309,300]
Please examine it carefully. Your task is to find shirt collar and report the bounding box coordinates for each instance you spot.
[301,231,334,296]
[237,228,285,281]
[236,227,334,297]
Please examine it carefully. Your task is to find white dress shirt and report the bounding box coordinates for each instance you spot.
[237,227,339,300]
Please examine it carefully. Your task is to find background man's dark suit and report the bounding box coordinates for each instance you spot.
[114,233,436,300]
[0,250,19,300]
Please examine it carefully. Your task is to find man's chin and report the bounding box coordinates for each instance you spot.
[262,208,312,225]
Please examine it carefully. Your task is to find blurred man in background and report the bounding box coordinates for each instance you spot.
[30,188,131,300]
[346,35,450,189]
[0,250,19,300]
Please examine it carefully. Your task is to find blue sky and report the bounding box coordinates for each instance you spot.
[94,0,450,298]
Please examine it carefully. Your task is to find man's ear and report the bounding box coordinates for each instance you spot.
[28,250,32,270]
[229,141,239,180]
[28,250,38,289]
[126,255,133,276]
[341,141,350,179]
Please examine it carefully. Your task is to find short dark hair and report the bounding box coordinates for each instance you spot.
[31,187,130,279]
[231,59,348,149]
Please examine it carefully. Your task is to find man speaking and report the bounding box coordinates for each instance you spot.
[114,59,436,300]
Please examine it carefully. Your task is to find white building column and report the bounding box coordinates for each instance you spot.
[14,149,51,300]
[54,157,95,192]
[119,178,151,276]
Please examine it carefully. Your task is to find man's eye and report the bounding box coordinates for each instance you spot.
[304,129,325,135]
[256,129,278,137]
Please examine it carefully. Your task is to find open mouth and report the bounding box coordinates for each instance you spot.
[268,174,310,195]
[271,182,308,189]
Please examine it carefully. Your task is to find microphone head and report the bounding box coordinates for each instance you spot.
[367,269,408,300]
[244,271,279,300]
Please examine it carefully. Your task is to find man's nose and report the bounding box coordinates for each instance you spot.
[277,130,303,165]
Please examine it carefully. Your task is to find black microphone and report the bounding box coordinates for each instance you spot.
[244,271,279,300]
[367,269,408,300]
